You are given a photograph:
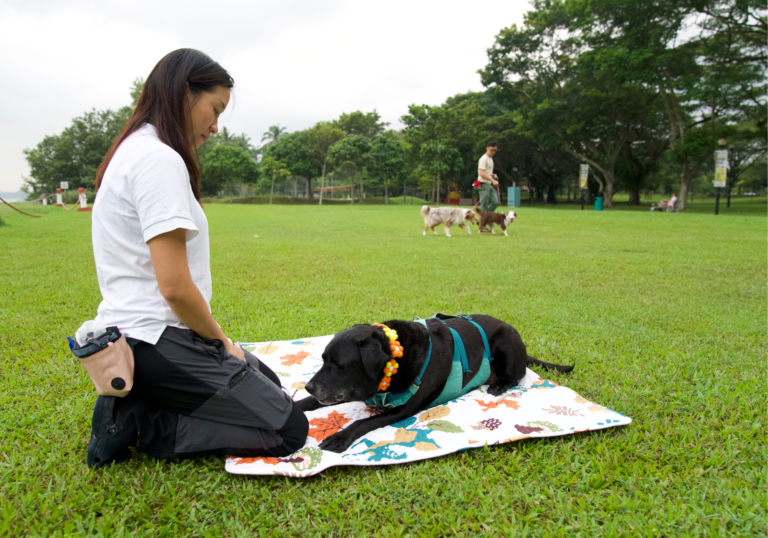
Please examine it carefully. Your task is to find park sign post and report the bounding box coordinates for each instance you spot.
[714,141,728,215]
[579,163,589,210]
[714,150,728,188]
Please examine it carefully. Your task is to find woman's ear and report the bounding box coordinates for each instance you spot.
[358,338,389,381]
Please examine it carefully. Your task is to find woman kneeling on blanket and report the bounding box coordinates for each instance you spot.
[87,49,308,467]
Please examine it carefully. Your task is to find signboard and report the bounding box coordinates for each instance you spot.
[579,164,589,188]
[713,150,728,188]
[60,181,69,190]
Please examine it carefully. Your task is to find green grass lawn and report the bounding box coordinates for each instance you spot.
[1,197,765,536]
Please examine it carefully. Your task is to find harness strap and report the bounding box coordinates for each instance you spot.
[432,313,493,363]
[412,318,433,386]
[465,319,492,362]
[430,316,472,373]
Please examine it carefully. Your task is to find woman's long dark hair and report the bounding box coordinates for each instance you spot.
[94,49,234,201]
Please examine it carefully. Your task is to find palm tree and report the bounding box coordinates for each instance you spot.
[261,124,287,147]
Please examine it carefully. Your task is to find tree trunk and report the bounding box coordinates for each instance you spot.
[319,160,326,205]
[678,164,693,211]
[437,170,441,204]
[628,188,640,205]
[430,177,436,204]
[270,176,275,204]
[385,185,389,205]
[603,179,614,208]
[360,173,364,204]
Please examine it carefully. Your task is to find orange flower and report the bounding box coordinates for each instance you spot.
[372,323,405,391]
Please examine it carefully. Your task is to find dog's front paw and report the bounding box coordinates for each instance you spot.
[487,383,515,396]
[318,431,356,453]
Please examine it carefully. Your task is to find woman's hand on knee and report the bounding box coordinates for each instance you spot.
[225,341,245,361]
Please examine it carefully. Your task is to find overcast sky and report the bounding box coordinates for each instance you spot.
[0,0,527,192]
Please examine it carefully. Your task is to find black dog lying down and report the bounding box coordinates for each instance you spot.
[298,314,574,453]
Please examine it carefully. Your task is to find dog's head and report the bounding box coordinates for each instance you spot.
[505,211,516,225]
[464,209,478,225]
[304,325,391,405]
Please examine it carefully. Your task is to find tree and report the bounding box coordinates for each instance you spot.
[198,127,258,195]
[131,77,145,108]
[307,122,346,205]
[23,106,132,195]
[261,124,287,148]
[525,0,767,209]
[335,111,389,141]
[262,156,291,204]
[201,145,260,201]
[401,102,483,201]
[328,136,371,203]
[419,141,463,203]
[266,130,320,197]
[368,136,408,204]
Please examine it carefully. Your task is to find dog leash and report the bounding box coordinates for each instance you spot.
[471,184,502,210]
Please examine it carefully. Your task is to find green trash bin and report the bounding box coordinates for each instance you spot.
[507,186,521,207]
[594,197,604,211]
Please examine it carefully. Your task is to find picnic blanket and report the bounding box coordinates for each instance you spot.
[226,335,632,477]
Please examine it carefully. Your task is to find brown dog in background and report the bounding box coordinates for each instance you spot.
[476,208,516,236]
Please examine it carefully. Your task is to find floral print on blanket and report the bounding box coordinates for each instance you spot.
[227,335,632,477]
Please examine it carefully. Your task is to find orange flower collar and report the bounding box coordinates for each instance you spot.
[372,323,403,391]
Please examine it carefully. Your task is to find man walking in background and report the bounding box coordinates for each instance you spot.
[477,140,499,232]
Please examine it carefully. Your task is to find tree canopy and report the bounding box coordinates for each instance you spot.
[22,1,766,206]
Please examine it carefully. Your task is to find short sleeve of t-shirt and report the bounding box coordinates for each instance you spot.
[478,154,494,182]
[128,147,199,243]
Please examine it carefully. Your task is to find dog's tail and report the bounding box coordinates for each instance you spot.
[474,207,485,216]
[421,205,430,217]
[526,356,575,373]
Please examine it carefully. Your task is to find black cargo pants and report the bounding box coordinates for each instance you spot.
[113,326,308,459]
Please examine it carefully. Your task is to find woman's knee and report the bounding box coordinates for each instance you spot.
[270,403,309,456]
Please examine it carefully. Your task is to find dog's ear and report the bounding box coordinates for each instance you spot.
[359,338,390,381]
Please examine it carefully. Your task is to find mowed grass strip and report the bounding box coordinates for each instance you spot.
[0,198,765,537]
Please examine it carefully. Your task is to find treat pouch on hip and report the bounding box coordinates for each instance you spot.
[69,327,134,397]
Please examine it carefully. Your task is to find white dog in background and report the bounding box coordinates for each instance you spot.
[421,205,478,237]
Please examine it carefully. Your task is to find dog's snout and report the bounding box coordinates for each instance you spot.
[305,381,316,395]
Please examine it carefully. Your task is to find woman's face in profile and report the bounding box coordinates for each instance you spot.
[186,85,231,149]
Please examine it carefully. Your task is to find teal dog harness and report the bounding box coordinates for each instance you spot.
[365,314,494,409]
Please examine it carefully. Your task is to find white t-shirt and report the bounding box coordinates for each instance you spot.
[92,123,211,344]
[478,154,494,184]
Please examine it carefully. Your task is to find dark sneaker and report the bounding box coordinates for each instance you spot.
[87,396,131,468]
